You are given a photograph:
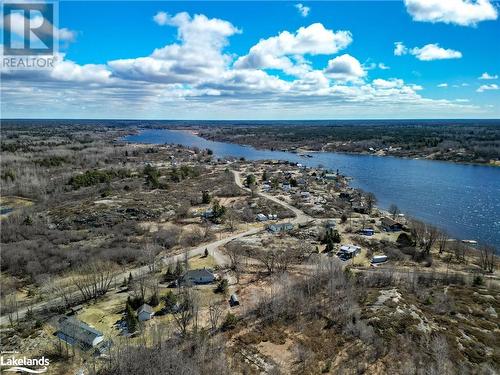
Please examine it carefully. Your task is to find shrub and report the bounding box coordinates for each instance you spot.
[215,279,229,294]
[221,312,238,331]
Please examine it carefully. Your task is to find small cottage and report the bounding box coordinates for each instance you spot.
[137,304,154,321]
[381,217,403,232]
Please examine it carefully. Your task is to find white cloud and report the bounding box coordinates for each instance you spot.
[109,12,240,84]
[404,0,498,27]
[411,44,462,61]
[234,23,352,75]
[437,83,448,88]
[324,54,366,81]
[372,78,404,89]
[395,42,462,61]
[394,42,408,56]
[295,3,310,17]
[479,72,498,80]
[378,63,390,70]
[153,11,168,26]
[477,84,499,92]
[1,11,482,119]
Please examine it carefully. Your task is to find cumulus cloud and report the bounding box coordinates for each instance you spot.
[479,72,498,80]
[1,11,480,119]
[395,42,462,61]
[404,0,498,27]
[234,23,352,75]
[437,83,448,88]
[411,44,462,61]
[324,54,366,81]
[394,42,407,56]
[295,3,310,17]
[109,12,240,84]
[477,84,499,92]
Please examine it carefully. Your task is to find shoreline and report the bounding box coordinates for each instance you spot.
[124,129,495,250]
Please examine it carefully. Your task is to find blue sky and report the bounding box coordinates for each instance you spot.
[2,0,500,119]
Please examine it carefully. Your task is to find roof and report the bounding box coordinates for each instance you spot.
[58,317,103,347]
[340,244,361,253]
[137,304,153,315]
[381,217,402,227]
[184,268,214,279]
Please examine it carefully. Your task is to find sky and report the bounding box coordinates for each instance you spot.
[1,0,500,119]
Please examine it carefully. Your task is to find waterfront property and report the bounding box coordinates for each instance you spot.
[381,217,403,232]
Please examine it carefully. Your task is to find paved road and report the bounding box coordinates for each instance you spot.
[0,169,312,325]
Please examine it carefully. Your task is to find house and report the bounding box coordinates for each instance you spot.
[56,317,104,349]
[360,228,374,236]
[282,183,291,192]
[182,268,215,284]
[137,304,154,321]
[381,217,403,232]
[338,244,361,259]
[324,173,337,180]
[229,294,240,307]
[262,183,271,192]
[256,213,268,222]
[267,223,294,233]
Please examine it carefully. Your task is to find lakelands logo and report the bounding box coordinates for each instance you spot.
[0,354,49,373]
[1,1,58,69]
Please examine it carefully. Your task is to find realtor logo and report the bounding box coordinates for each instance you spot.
[3,2,55,55]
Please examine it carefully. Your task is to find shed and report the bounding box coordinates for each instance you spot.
[229,294,240,307]
[57,317,104,349]
[137,304,154,321]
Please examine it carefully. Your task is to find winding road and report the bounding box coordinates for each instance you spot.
[0,169,311,325]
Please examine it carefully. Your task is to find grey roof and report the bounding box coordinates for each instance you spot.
[184,268,214,279]
[137,304,153,315]
[58,317,103,346]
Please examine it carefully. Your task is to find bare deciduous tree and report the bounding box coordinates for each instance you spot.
[72,261,117,302]
[208,302,223,333]
[479,244,496,273]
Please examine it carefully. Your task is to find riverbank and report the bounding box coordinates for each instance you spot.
[124,128,500,250]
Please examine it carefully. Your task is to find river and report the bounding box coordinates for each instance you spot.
[124,129,500,250]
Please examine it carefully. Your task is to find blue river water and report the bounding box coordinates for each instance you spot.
[124,129,500,250]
